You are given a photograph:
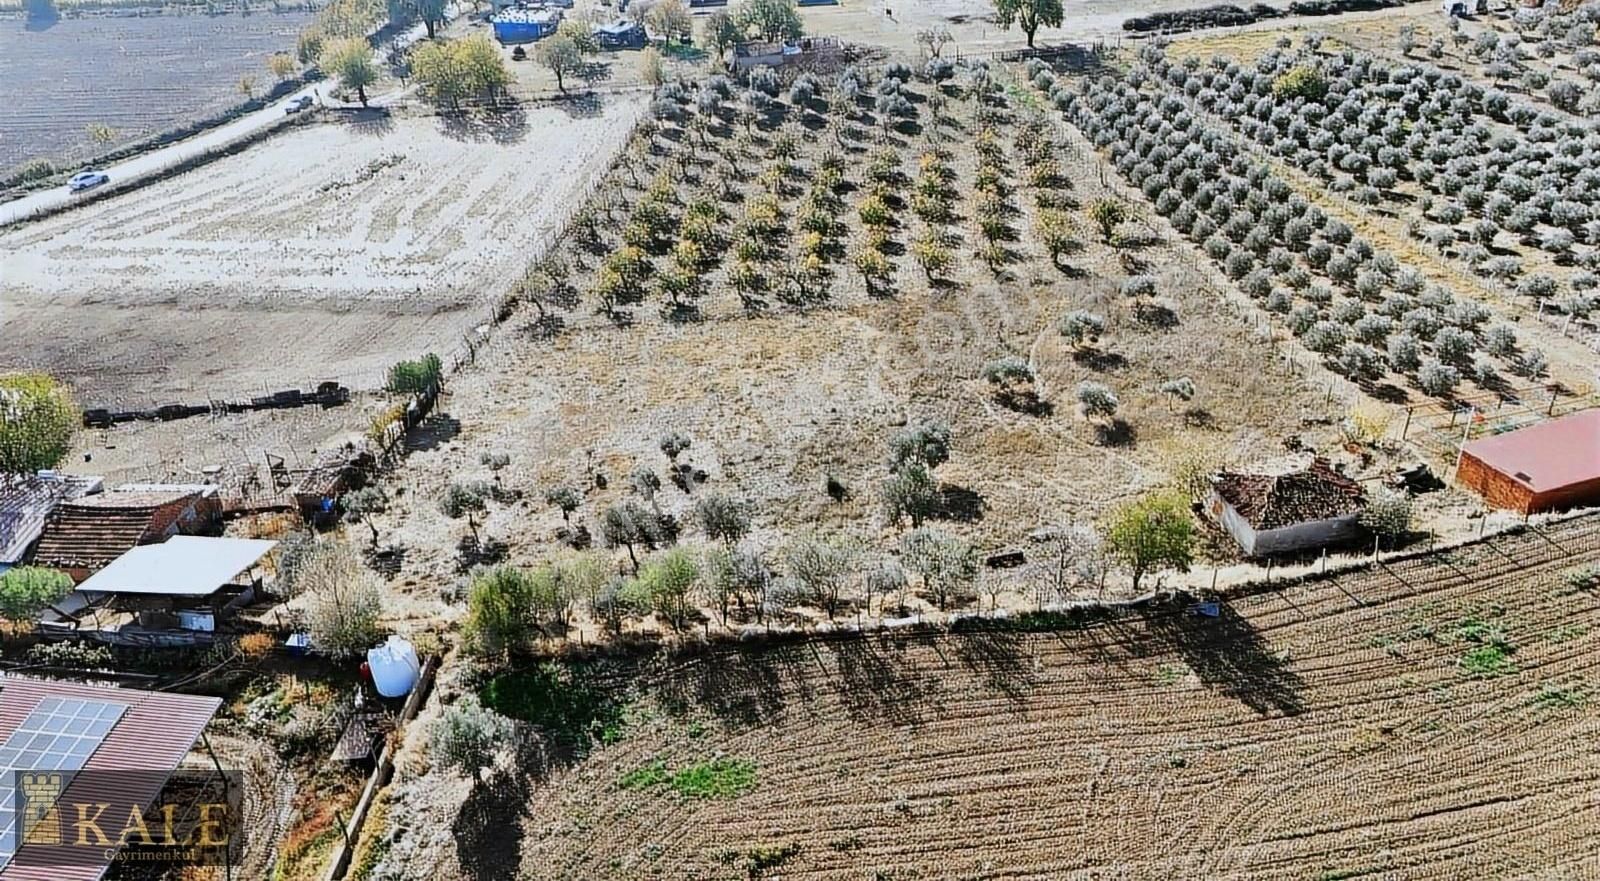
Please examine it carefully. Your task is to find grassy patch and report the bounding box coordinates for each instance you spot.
[480,661,626,752]
[622,757,758,799]
[1531,682,1587,711]
[1152,663,1187,685]
[1453,615,1517,678]
[619,759,670,790]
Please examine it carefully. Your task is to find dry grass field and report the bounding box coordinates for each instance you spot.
[0,98,644,405]
[381,513,1600,880]
[368,61,1352,623]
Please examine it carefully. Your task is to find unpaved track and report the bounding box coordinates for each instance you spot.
[0,98,644,404]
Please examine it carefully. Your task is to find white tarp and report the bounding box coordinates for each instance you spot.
[74,536,277,597]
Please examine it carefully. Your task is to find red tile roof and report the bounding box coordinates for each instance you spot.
[29,492,197,573]
[1213,458,1367,530]
[1461,408,1600,491]
[0,675,222,881]
[0,475,103,566]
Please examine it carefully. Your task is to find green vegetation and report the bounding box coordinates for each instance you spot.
[1531,682,1587,711]
[1272,65,1328,101]
[1103,492,1195,592]
[0,567,72,624]
[1454,617,1516,678]
[622,757,758,799]
[414,35,512,108]
[386,353,442,396]
[0,373,80,475]
[481,662,626,752]
[990,0,1062,48]
[320,37,379,107]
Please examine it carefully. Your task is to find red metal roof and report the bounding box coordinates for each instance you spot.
[0,675,221,881]
[1461,408,1600,491]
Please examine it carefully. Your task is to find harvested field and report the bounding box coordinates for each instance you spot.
[382,513,1600,880]
[0,98,645,404]
[0,11,313,173]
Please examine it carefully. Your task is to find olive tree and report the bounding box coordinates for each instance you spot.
[900,527,977,610]
[1103,492,1194,592]
[430,695,515,781]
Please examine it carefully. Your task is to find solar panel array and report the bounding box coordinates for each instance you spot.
[0,698,128,868]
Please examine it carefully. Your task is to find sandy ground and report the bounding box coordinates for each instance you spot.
[0,97,645,404]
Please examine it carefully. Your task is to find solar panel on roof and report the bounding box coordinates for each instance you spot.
[0,697,128,869]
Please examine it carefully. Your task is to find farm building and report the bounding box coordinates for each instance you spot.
[29,487,219,582]
[0,472,103,574]
[492,6,562,43]
[0,675,224,881]
[593,19,646,49]
[40,536,276,645]
[1457,408,1600,513]
[1208,458,1368,556]
[732,36,844,70]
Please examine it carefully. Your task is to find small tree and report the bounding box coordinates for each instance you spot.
[1158,377,1196,412]
[0,373,79,475]
[1103,492,1195,592]
[1086,198,1131,243]
[1035,208,1077,268]
[0,567,72,625]
[912,230,953,282]
[648,0,693,43]
[637,547,699,628]
[901,527,977,610]
[659,431,692,463]
[1076,381,1119,422]
[1059,310,1105,350]
[704,9,743,60]
[537,29,587,94]
[695,493,751,546]
[601,499,659,573]
[546,486,581,523]
[915,26,953,58]
[785,535,858,619]
[439,481,492,544]
[298,541,385,657]
[430,695,515,781]
[320,37,378,106]
[991,0,1062,48]
[889,421,951,472]
[463,566,538,658]
[881,462,941,527]
[342,486,387,545]
[415,0,448,38]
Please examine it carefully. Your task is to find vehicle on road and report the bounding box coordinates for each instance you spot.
[285,95,314,114]
[67,171,109,193]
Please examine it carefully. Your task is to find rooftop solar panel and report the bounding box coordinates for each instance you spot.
[0,698,127,869]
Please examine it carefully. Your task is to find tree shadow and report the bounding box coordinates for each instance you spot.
[1094,418,1137,447]
[934,484,986,522]
[1072,349,1126,372]
[347,107,396,137]
[830,635,942,726]
[950,630,1037,703]
[405,413,461,451]
[439,101,530,144]
[1138,601,1305,716]
[453,766,532,881]
[553,90,606,120]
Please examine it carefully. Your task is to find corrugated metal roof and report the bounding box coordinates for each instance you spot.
[75,537,276,597]
[0,476,103,567]
[1462,408,1600,491]
[0,675,221,881]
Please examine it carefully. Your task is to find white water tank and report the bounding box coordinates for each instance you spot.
[367,636,421,698]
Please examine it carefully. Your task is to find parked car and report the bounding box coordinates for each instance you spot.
[67,171,109,193]
[285,95,314,114]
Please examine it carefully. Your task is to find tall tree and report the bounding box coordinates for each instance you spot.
[415,0,448,38]
[0,373,78,476]
[992,0,1062,48]
[1103,492,1195,592]
[736,0,802,43]
[704,9,743,60]
[321,37,379,106]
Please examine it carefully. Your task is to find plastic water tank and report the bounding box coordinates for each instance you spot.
[367,636,421,698]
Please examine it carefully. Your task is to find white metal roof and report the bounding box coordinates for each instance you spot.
[74,536,277,597]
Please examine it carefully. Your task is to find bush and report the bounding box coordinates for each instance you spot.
[1360,488,1412,539]
[1273,66,1328,101]
[1076,381,1119,420]
[430,695,515,779]
[387,353,443,396]
[1417,359,1460,397]
[0,372,80,474]
[299,541,385,657]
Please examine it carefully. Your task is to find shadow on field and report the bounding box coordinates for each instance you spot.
[454,761,533,881]
[441,101,530,144]
[950,629,1038,703]
[1139,602,1304,716]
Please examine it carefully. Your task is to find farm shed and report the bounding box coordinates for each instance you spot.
[1457,408,1600,513]
[732,37,843,70]
[43,536,276,645]
[594,19,646,49]
[0,472,103,574]
[492,6,561,43]
[29,489,215,582]
[0,675,224,881]
[1208,458,1368,557]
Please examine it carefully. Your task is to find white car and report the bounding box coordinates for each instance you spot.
[285,95,314,114]
[68,171,109,193]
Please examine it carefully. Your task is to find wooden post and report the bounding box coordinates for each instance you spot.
[1401,407,1412,442]
[1548,388,1558,416]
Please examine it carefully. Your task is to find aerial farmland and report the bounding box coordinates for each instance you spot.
[1,0,1599,879]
